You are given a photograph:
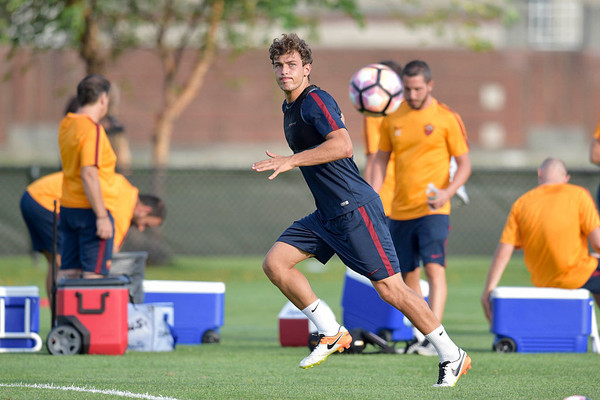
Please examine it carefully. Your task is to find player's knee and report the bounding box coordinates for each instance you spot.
[373,277,406,305]
[262,256,279,280]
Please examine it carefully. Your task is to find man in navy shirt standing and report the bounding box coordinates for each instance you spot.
[253,33,471,387]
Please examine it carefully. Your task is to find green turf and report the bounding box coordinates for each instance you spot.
[0,255,599,399]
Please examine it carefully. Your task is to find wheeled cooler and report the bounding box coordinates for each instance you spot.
[0,286,42,352]
[490,287,597,353]
[341,268,428,342]
[47,275,130,355]
[143,280,225,345]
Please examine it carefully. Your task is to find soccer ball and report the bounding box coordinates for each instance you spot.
[348,64,403,117]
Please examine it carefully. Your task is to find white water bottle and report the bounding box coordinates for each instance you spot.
[426,183,438,201]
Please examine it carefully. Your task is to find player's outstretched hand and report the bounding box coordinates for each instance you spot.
[252,150,295,180]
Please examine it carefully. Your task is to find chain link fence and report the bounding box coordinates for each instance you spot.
[2,167,598,263]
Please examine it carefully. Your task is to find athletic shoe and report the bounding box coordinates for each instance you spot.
[416,339,438,357]
[299,327,352,369]
[433,348,472,387]
[456,185,470,205]
[404,338,420,354]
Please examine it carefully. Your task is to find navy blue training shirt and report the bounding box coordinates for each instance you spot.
[282,85,379,220]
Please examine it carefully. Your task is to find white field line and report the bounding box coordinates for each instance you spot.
[0,383,184,400]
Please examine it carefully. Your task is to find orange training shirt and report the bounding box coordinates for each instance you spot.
[379,98,469,220]
[363,116,395,216]
[594,119,600,139]
[26,171,136,249]
[500,183,600,289]
[111,174,139,249]
[26,172,62,212]
[58,113,118,211]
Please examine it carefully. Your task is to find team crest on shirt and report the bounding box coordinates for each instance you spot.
[395,128,401,137]
[424,124,434,136]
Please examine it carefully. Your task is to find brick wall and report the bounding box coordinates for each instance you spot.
[1,47,599,154]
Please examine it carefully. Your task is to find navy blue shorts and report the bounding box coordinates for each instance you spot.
[388,214,450,273]
[277,199,400,281]
[20,191,62,254]
[582,259,600,294]
[60,206,114,275]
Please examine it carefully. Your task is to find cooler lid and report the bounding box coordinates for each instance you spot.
[143,280,225,294]
[58,275,131,288]
[112,251,148,260]
[491,286,591,300]
[0,286,39,297]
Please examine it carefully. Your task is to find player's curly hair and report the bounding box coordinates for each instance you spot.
[269,33,313,66]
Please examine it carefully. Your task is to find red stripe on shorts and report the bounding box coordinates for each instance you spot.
[358,206,395,276]
[95,239,106,274]
[309,92,340,131]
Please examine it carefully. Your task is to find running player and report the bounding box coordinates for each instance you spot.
[253,33,471,387]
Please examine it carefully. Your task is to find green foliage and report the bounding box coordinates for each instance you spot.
[0,0,519,54]
[0,0,363,53]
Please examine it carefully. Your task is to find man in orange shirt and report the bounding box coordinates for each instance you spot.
[482,158,600,320]
[58,74,119,279]
[20,171,165,298]
[370,60,471,355]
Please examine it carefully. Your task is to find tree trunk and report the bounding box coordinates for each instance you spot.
[79,1,133,172]
[150,0,225,168]
[152,112,174,169]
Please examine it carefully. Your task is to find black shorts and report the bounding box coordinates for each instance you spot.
[582,259,600,294]
[277,199,400,281]
[388,214,450,272]
[20,191,62,254]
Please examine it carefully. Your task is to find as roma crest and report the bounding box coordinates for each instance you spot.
[424,124,434,136]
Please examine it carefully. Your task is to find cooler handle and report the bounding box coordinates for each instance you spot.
[75,291,109,314]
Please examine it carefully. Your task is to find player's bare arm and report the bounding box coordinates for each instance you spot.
[253,128,353,180]
[588,227,600,255]
[368,150,391,192]
[81,165,113,239]
[481,242,515,323]
[428,152,471,210]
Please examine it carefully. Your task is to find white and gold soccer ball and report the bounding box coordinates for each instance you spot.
[348,63,403,117]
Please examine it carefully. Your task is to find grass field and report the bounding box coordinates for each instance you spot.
[0,254,599,400]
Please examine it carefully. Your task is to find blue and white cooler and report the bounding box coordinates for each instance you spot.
[143,280,225,345]
[0,286,42,352]
[490,286,600,353]
[341,268,428,342]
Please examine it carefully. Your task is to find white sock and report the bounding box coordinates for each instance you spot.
[302,299,340,336]
[413,326,426,343]
[425,325,461,362]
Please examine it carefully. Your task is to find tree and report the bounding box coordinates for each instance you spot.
[0,0,363,168]
[0,0,518,167]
